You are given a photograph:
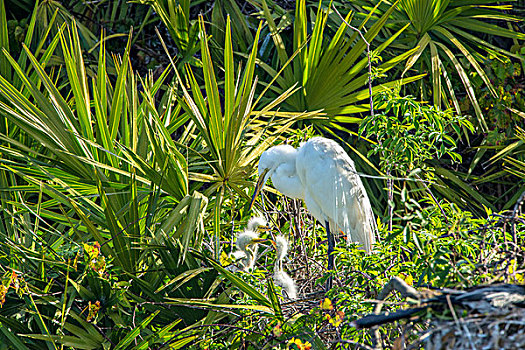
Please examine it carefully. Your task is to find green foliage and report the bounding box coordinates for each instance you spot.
[256,0,423,129]
[210,0,255,53]
[327,203,525,344]
[194,201,525,348]
[472,58,525,137]
[136,0,201,66]
[367,0,525,131]
[0,0,524,348]
[360,89,473,175]
[172,16,312,258]
[0,17,216,349]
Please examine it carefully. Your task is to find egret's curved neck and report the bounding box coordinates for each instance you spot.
[245,246,257,270]
[275,256,282,272]
[271,161,304,200]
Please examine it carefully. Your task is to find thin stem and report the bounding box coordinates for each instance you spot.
[325,220,334,292]
[332,5,396,233]
[415,173,450,225]
[331,4,374,117]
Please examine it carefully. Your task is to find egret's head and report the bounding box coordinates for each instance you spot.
[258,144,296,177]
[235,231,270,252]
[247,217,268,232]
[250,144,296,210]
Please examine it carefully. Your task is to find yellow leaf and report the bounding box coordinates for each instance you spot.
[509,259,516,274]
[509,259,524,283]
[329,310,345,327]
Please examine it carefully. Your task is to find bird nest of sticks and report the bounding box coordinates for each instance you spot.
[353,277,525,350]
[418,306,525,350]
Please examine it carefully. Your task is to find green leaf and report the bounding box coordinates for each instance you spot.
[197,252,273,310]
[114,311,160,350]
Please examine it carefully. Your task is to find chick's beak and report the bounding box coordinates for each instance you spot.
[249,168,270,210]
[250,238,271,245]
[256,225,270,233]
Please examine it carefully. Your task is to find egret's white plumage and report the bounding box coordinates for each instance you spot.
[251,137,377,289]
[234,231,259,271]
[230,217,269,272]
[246,217,268,232]
[273,235,297,300]
[253,137,376,253]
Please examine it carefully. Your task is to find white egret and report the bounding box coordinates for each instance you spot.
[272,235,297,300]
[250,137,377,288]
[231,217,269,272]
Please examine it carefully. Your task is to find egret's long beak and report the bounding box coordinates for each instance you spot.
[249,168,270,210]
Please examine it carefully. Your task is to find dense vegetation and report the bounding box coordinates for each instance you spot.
[0,0,524,349]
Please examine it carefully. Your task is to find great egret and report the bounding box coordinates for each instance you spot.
[272,235,297,300]
[250,137,377,287]
[231,217,269,272]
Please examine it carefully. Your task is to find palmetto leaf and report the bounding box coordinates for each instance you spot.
[196,251,275,312]
[136,0,200,66]
[257,0,421,128]
[164,16,312,257]
[376,0,525,131]
[0,20,200,279]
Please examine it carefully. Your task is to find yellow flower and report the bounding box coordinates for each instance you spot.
[0,285,7,307]
[320,298,333,310]
[84,242,100,260]
[272,323,282,337]
[86,300,101,322]
[9,270,19,292]
[329,311,345,327]
[398,273,413,286]
[288,338,312,350]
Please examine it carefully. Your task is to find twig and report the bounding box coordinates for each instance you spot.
[331,4,395,232]
[415,173,450,225]
[446,294,476,350]
[331,4,374,117]
[352,307,428,329]
[511,190,525,245]
[377,277,421,301]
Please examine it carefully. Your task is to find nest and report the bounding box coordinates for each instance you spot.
[354,277,525,350]
[418,307,525,350]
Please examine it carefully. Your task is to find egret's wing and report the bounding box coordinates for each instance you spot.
[296,137,377,253]
[335,161,377,253]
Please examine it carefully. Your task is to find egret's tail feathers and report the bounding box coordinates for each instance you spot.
[332,204,377,254]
